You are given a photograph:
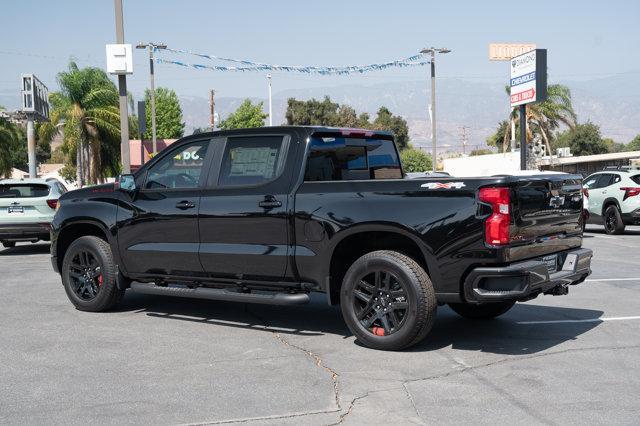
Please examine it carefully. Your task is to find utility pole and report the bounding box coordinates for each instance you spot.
[420,47,451,172]
[519,104,527,170]
[114,0,130,174]
[266,74,273,126]
[214,89,216,131]
[136,42,167,155]
[460,125,469,155]
[26,115,36,177]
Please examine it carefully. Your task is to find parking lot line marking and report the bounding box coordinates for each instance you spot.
[517,316,640,325]
[586,278,640,282]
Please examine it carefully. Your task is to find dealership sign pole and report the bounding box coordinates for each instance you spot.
[509,49,547,170]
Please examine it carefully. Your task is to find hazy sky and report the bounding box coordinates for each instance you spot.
[1,0,639,107]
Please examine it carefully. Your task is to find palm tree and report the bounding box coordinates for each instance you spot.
[39,62,121,186]
[0,114,21,178]
[503,84,577,155]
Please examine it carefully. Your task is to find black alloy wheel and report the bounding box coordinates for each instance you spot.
[340,250,437,351]
[67,249,103,300]
[61,236,124,311]
[352,270,409,336]
[604,205,625,235]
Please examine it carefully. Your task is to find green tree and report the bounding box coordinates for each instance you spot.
[565,122,608,156]
[503,84,577,154]
[38,62,121,185]
[627,134,640,151]
[602,138,626,153]
[144,87,184,139]
[285,96,339,126]
[0,115,21,177]
[373,107,410,150]
[219,99,267,130]
[400,148,432,172]
[486,120,512,152]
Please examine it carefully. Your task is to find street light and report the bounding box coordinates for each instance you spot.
[266,74,273,126]
[420,47,451,172]
[136,42,167,155]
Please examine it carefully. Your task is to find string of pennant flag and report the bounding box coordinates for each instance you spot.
[154,47,430,75]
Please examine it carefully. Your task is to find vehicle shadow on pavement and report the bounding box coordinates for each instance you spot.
[410,304,604,355]
[116,290,603,354]
[0,243,50,256]
[115,291,349,337]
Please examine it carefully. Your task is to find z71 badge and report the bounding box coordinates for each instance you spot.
[420,182,466,189]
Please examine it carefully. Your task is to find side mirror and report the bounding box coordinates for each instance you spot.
[116,174,137,192]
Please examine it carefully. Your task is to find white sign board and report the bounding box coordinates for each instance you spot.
[510,49,546,107]
[106,44,133,75]
[489,43,536,61]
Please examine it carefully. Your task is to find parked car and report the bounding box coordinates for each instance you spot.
[0,178,67,248]
[583,168,640,234]
[50,127,592,350]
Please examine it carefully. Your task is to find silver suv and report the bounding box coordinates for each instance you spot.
[583,169,640,234]
[0,178,68,248]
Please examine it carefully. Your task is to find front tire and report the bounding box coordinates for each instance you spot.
[448,301,515,319]
[604,205,625,235]
[61,236,124,312]
[340,250,437,351]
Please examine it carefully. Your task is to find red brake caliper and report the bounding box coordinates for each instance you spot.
[372,326,385,336]
[97,275,103,286]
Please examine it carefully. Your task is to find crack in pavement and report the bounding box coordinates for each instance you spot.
[244,306,342,410]
[403,344,640,387]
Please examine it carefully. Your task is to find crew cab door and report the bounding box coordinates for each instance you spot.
[198,134,294,281]
[117,138,214,275]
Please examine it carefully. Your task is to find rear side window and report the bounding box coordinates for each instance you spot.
[218,136,285,187]
[304,136,402,181]
[631,175,640,185]
[0,184,50,198]
[595,174,614,188]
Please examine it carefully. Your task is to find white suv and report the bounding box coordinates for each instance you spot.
[583,169,640,234]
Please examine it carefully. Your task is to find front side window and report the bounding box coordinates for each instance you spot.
[218,136,285,187]
[583,175,598,189]
[145,140,209,189]
[304,136,402,181]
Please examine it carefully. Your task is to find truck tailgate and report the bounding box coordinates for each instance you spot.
[508,174,584,260]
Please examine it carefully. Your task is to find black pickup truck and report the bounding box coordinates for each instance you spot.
[51,126,592,350]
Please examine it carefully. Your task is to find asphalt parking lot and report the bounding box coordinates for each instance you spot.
[1,226,639,425]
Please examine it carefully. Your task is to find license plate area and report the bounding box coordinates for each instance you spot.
[7,206,24,214]
[542,254,558,273]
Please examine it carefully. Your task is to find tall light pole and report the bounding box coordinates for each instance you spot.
[114,0,130,174]
[136,42,167,155]
[420,47,451,172]
[266,73,273,126]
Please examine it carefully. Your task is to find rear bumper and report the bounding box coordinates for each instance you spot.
[464,247,593,303]
[0,223,51,242]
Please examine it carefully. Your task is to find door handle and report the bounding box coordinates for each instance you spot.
[258,196,282,209]
[175,200,196,210]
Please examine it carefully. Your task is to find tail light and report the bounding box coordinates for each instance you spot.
[621,187,640,201]
[46,199,58,209]
[479,187,511,246]
[582,188,589,198]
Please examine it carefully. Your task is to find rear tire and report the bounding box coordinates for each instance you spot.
[2,241,16,248]
[448,301,515,319]
[61,236,124,312]
[604,205,625,235]
[340,250,437,351]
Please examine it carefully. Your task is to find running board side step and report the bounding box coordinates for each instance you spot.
[130,282,310,306]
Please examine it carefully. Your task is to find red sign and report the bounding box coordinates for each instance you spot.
[510,88,535,104]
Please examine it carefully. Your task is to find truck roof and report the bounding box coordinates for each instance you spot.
[186,125,394,140]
